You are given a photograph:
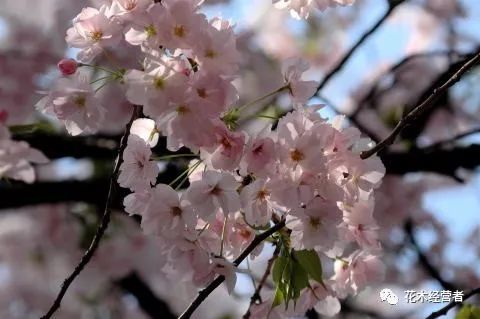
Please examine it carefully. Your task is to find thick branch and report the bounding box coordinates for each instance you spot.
[117,272,176,319]
[178,220,286,319]
[382,145,480,177]
[314,0,405,94]
[361,50,480,159]
[0,164,183,210]
[13,133,118,160]
[40,106,141,319]
[426,287,480,319]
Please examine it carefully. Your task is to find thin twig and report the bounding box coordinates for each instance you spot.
[314,0,405,95]
[426,287,480,319]
[243,245,280,319]
[361,50,480,159]
[177,220,286,319]
[404,220,457,292]
[40,105,141,319]
[351,50,460,119]
[422,127,480,150]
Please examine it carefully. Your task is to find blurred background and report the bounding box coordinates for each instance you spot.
[1,0,480,318]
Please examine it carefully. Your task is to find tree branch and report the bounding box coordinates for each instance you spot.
[381,145,480,177]
[404,220,457,291]
[426,287,480,319]
[40,105,141,319]
[314,0,405,95]
[361,50,480,159]
[243,245,280,319]
[178,220,286,319]
[0,164,183,210]
[117,272,177,319]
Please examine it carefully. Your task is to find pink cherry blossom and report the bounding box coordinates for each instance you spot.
[118,135,159,191]
[240,179,275,227]
[123,188,153,216]
[192,19,241,75]
[140,184,196,236]
[65,6,122,62]
[240,125,276,177]
[186,170,240,220]
[130,118,159,147]
[0,127,49,184]
[201,122,246,171]
[124,56,187,119]
[282,57,318,105]
[287,196,342,251]
[35,73,106,136]
[341,198,381,251]
[297,281,341,317]
[124,3,165,48]
[273,0,356,19]
[333,251,385,297]
[157,0,208,50]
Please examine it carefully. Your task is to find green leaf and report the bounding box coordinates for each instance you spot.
[272,255,288,284]
[456,304,480,319]
[292,249,323,284]
[272,286,284,308]
[9,122,56,135]
[290,261,309,300]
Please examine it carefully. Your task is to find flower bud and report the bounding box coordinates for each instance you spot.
[57,58,78,76]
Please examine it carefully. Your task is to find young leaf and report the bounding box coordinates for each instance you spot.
[292,249,323,284]
[272,286,284,308]
[290,261,309,300]
[272,255,288,284]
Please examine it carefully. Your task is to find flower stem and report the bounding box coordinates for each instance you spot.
[236,86,288,114]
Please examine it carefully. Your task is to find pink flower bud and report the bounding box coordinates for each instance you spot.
[0,110,8,123]
[57,58,78,76]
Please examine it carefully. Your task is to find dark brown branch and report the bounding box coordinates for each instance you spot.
[117,272,176,319]
[13,133,118,159]
[381,145,480,177]
[2,145,480,211]
[178,220,286,319]
[361,50,480,159]
[404,220,457,292]
[426,287,480,319]
[40,105,142,319]
[314,0,405,95]
[243,245,280,319]
[0,164,183,210]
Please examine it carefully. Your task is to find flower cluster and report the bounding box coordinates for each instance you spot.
[0,124,48,183]
[36,0,385,316]
[273,0,356,19]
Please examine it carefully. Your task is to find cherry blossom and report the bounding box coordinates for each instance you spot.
[333,251,385,297]
[140,184,196,236]
[130,118,159,147]
[287,196,342,251]
[240,179,275,227]
[186,170,241,220]
[0,125,49,183]
[35,72,106,136]
[65,6,122,62]
[273,0,356,19]
[282,57,318,105]
[118,135,159,191]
